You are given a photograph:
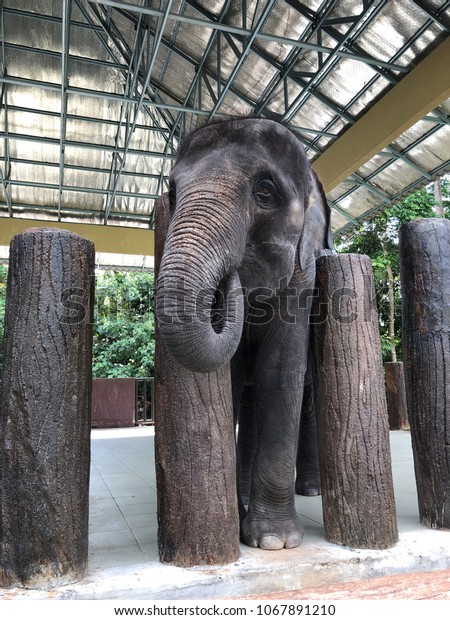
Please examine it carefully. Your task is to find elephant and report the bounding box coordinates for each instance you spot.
[156,117,332,550]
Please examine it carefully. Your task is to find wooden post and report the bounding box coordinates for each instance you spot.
[385,362,409,430]
[154,195,240,567]
[0,228,94,588]
[313,254,398,549]
[399,218,450,529]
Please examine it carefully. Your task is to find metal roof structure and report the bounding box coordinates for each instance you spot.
[1,0,450,258]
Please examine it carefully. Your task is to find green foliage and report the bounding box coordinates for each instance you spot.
[335,180,450,362]
[93,270,155,378]
[0,265,155,379]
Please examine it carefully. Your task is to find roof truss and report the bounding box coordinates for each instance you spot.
[0,0,449,249]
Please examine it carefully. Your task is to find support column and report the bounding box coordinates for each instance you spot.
[154,196,240,567]
[385,362,408,430]
[399,218,450,529]
[0,228,94,588]
[313,253,398,549]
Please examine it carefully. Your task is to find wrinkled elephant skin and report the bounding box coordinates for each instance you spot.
[156,118,332,550]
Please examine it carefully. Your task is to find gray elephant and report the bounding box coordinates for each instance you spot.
[156,118,332,550]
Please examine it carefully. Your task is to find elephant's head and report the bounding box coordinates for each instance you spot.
[156,118,332,373]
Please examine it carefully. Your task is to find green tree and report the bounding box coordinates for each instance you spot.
[0,266,155,378]
[335,180,449,362]
[93,270,155,378]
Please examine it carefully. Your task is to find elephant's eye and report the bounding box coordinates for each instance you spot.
[253,179,279,210]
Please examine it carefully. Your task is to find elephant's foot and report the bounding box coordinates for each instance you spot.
[295,476,321,496]
[240,513,304,550]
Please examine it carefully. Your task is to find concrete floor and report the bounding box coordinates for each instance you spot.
[2,427,450,599]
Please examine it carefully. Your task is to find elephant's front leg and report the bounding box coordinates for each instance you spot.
[241,336,307,550]
[295,356,321,496]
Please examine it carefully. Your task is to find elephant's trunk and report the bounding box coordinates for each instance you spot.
[156,188,245,373]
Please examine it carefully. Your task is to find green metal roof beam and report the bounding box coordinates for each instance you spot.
[333,159,450,236]
[0,75,215,118]
[313,37,450,193]
[58,0,71,221]
[155,0,233,195]
[308,5,450,153]
[0,131,176,159]
[76,0,174,140]
[0,4,12,216]
[0,155,169,181]
[410,0,450,32]
[0,204,153,222]
[3,6,103,32]
[92,0,409,73]
[3,102,171,136]
[330,115,449,216]
[103,7,152,223]
[207,0,276,120]
[5,178,160,201]
[101,0,175,223]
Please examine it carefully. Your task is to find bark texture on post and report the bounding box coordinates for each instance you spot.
[154,196,240,567]
[400,218,450,530]
[385,362,408,430]
[313,254,398,549]
[0,228,94,589]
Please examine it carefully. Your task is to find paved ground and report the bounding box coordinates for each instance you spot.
[237,568,450,599]
[2,427,450,599]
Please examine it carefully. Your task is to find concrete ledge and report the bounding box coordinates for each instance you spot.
[2,527,450,600]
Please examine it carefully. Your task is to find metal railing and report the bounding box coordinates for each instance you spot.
[135,377,154,425]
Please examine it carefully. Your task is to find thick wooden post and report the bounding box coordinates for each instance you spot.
[154,196,240,567]
[313,254,398,549]
[0,228,94,588]
[385,362,408,430]
[399,218,450,529]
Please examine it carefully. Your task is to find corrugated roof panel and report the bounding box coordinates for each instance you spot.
[60,188,105,212]
[339,183,384,218]
[15,161,60,186]
[353,151,394,181]
[8,108,59,141]
[12,184,59,209]
[66,163,108,187]
[407,124,450,172]
[317,58,379,111]
[357,1,427,64]
[9,139,60,166]
[370,158,423,196]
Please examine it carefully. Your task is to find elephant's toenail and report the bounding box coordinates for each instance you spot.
[260,535,284,551]
[286,532,303,549]
[303,487,320,496]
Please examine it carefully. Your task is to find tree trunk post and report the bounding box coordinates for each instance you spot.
[0,228,94,588]
[154,195,240,567]
[313,253,398,549]
[384,362,409,430]
[399,218,450,529]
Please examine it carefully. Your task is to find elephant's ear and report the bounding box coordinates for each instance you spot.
[156,191,173,227]
[298,168,333,273]
[154,192,172,259]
